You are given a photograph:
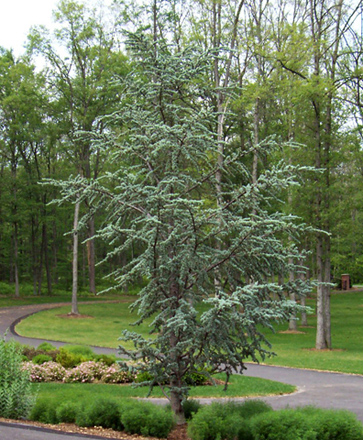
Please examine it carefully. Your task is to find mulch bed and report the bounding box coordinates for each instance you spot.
[0,418,191,440]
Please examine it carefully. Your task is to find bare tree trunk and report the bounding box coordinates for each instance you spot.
[87,216,96,294]
[72,201,80,315]
[299,258,308,326]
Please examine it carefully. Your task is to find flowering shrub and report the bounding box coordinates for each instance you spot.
[101,366,136,384]
[63,361,108,383]
[23,360,139,384]
[23,361,67,382]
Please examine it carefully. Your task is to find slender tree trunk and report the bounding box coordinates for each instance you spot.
[299,258,308,326]
[72,201,80,315]
[87,216,96,294]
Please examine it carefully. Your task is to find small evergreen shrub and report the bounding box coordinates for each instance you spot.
[121,401,175,438]
[0,337,36,419]
[37,342,57,352]
[32,354,53,365]
[56,401,79,424]
[76,398,123,431]
[22,346,59,361]
[297,407,363,440]
[56,347,88,368]
[62,345,95,358]
[182,399,202,420]
[134,371,154,383]
[235,400,273,419]
[29,399,58,424]
[94,354,116,366]
[251,409,317,440]
[187,402,244,440]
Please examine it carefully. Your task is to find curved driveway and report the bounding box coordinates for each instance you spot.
[1,303,363,439]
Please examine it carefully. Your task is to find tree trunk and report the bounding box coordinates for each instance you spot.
[72,201,80,315]
[87,216,96,294]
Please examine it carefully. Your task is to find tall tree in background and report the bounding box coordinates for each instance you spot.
[29,0,128,309]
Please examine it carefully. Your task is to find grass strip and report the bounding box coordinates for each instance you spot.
[31,373,295,402]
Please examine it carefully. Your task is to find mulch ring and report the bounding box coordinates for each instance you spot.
[0,418,191,440]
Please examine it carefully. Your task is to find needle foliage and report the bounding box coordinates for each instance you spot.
[54,32,311,421]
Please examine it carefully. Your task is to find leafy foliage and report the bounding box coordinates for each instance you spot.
[0,337,36,419]
[120,400,175,438]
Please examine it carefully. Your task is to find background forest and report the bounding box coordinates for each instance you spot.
[1,0,363,305]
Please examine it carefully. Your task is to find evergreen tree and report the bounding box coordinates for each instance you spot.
[50,32,311,423]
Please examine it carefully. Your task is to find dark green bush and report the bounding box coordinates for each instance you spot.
[76,398,123,431]
[29,399,58,424]
[187,402,245,440]
[297,407,363,440]
[22,345,59,361]
[251,409,317,440]
[37,342,57,352]
[121,401,175,438]
[235,400,273,419]
[135,371,154,383]
[182,399,202,420]
[0,337,36,419]
[32,354,53,365]
[185,371,209,386]
[94,354,116,366]
[56,401,79,424]
[56,347,87,368]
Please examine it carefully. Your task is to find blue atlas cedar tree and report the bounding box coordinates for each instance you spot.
[53,31,312,423]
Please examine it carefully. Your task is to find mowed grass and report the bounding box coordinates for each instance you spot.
[14,290,363,374]
[15,299,147,350]
[32,374,295,402]
[257,290,363,375]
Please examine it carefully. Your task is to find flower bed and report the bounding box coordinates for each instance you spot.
[22,361,136,384]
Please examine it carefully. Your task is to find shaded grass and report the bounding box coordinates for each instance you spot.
[16,301,150,350]
[256,291,363,374]
[31,374,295,402]
[14,291,363,374]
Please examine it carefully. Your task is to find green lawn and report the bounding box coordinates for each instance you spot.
[32,373,295,402]
[14,290,363,375]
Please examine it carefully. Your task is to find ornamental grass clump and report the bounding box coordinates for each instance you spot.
[0,337,36,419]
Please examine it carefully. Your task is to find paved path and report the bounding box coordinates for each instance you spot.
[1,302,363,439]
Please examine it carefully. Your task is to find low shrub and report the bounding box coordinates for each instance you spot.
[182,399,202,420]
[22,346,59,362]
[32,354,53,365]
[56,347,88,368]
[23,361,67,382]
[29,399,58,424]
[121,401,175,438]
[187,402,245,440]
[56,401,79,424]
[62,345,95,358]
[0,337,36,419]
[101,365,136,384]
[94,354,116,366]
[63,361,107,383]
[297,406,363,440]
[251,409,317,440]
[76,398,123,431]
[235,400,273,419]
[37,342,57,352]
